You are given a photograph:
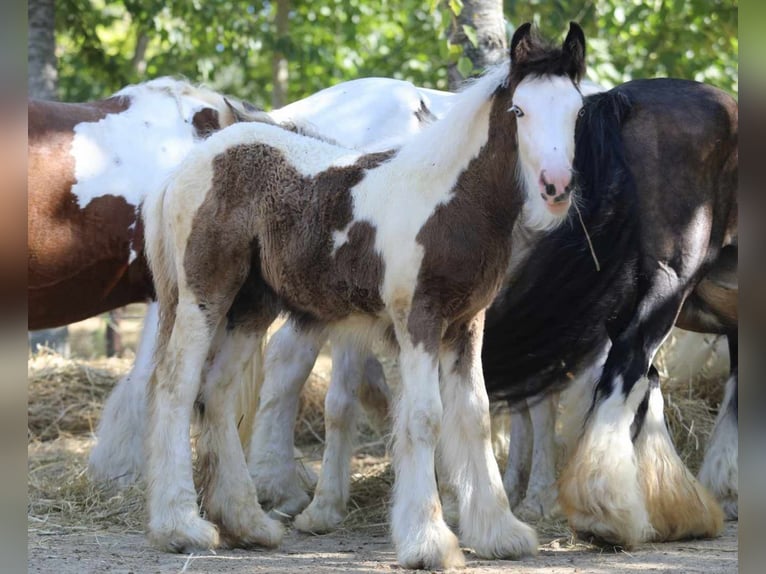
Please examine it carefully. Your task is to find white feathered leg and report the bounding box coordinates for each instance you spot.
[146,299,220,552]
[438,313,537,560]
[391,323,463,570]
[89,302,158,486]
[196,329,284,548]
[633,377,722,540]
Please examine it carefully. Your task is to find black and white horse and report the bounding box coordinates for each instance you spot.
[480,78,737,547]
[142,23,587,569]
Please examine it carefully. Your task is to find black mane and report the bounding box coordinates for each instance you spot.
[482,88,639,403]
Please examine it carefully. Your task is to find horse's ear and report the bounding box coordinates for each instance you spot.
[562,21,586,82]
[224,97,254,123]
[510,22,534,65]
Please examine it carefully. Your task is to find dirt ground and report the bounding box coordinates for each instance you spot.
[28,306,737,573]
[27,522,738,574]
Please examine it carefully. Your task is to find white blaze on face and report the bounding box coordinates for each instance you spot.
[512,75,583,230]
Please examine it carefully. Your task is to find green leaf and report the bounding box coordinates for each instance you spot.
[457,55,473,77]
[462,23,478,47]
[448,0,463,17]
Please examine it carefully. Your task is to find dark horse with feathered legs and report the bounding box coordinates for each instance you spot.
[482,77,737,547]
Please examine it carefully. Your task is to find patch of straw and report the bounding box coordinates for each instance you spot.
[28,349,132,441]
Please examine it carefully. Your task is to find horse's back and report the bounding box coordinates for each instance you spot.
[611,79,738,252]
[271,78,453,151]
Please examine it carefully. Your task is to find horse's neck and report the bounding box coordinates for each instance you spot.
[454,97,523,217]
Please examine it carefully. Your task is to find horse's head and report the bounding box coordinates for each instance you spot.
[507,22,586,229]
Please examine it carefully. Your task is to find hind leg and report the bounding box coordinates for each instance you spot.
[196,328,284,548]
[247,321,326,517]
[147,298,221,552]
[699,334,738,520]
[438,312,537,560]
[516,393,561,521]
[295,341,365,533]
[89,302,158,487]
[503,402,532,509]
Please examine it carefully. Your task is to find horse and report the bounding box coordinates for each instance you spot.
[141,22,587,569]
[249,76,738,543]
[477,77,737,547]
[87,76,456,487]
[27,77,266,331]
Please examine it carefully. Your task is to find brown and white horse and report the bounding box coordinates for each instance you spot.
[86,75,456,488]
[143,23,586,569]
[28,78,264,331]
[28,79,270,491]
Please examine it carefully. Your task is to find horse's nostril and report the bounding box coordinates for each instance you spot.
[545,183,557,196]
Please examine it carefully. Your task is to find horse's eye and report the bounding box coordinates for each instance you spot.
[508,105,525,118]
[578,107,586,117]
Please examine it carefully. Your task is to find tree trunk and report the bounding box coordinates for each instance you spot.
[447,0,507,90]
[28,0,58,100]
[271,0,290,109]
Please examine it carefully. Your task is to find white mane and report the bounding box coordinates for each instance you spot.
[396,64,509,171]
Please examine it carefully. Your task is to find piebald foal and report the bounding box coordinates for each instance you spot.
[144,23,586,568]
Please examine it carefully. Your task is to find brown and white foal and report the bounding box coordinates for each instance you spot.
[143,23,586,569]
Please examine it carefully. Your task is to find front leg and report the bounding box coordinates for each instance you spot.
[438,311,537,560]
[559,268,722,547]
[390,316,464,570]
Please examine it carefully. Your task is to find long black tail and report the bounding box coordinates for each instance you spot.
[482,88,640,403]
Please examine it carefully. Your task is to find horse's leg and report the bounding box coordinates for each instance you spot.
[195,328,284,548]
[559,268,722,547]
[503,401,532,508]
[358,355,391,434]
[294,341,366,533]
[390,311,463,570]
[633,365,723,540]
[89,301,158,487]
[247,321,327,517]
[516,392,561,521]
[699,332,738,520]
[438,311,537,559]
[146,296,221,551]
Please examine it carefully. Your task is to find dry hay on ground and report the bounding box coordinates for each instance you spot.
[27,350,134,441]
[27,328,729,535]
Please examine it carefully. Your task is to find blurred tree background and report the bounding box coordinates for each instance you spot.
[38,0,737,108]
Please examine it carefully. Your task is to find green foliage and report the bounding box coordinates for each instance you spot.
[504,0,738,96]
[54,0,737,104]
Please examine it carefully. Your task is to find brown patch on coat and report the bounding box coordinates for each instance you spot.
[191,107,221,139]
[28,96,157,329]
[408,77,524,354]
[183,143,394,331]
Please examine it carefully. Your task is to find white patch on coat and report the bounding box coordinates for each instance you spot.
[270,77,455,153]
[70,83,220,210]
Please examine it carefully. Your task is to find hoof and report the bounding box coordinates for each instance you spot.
[149,513,220,553]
